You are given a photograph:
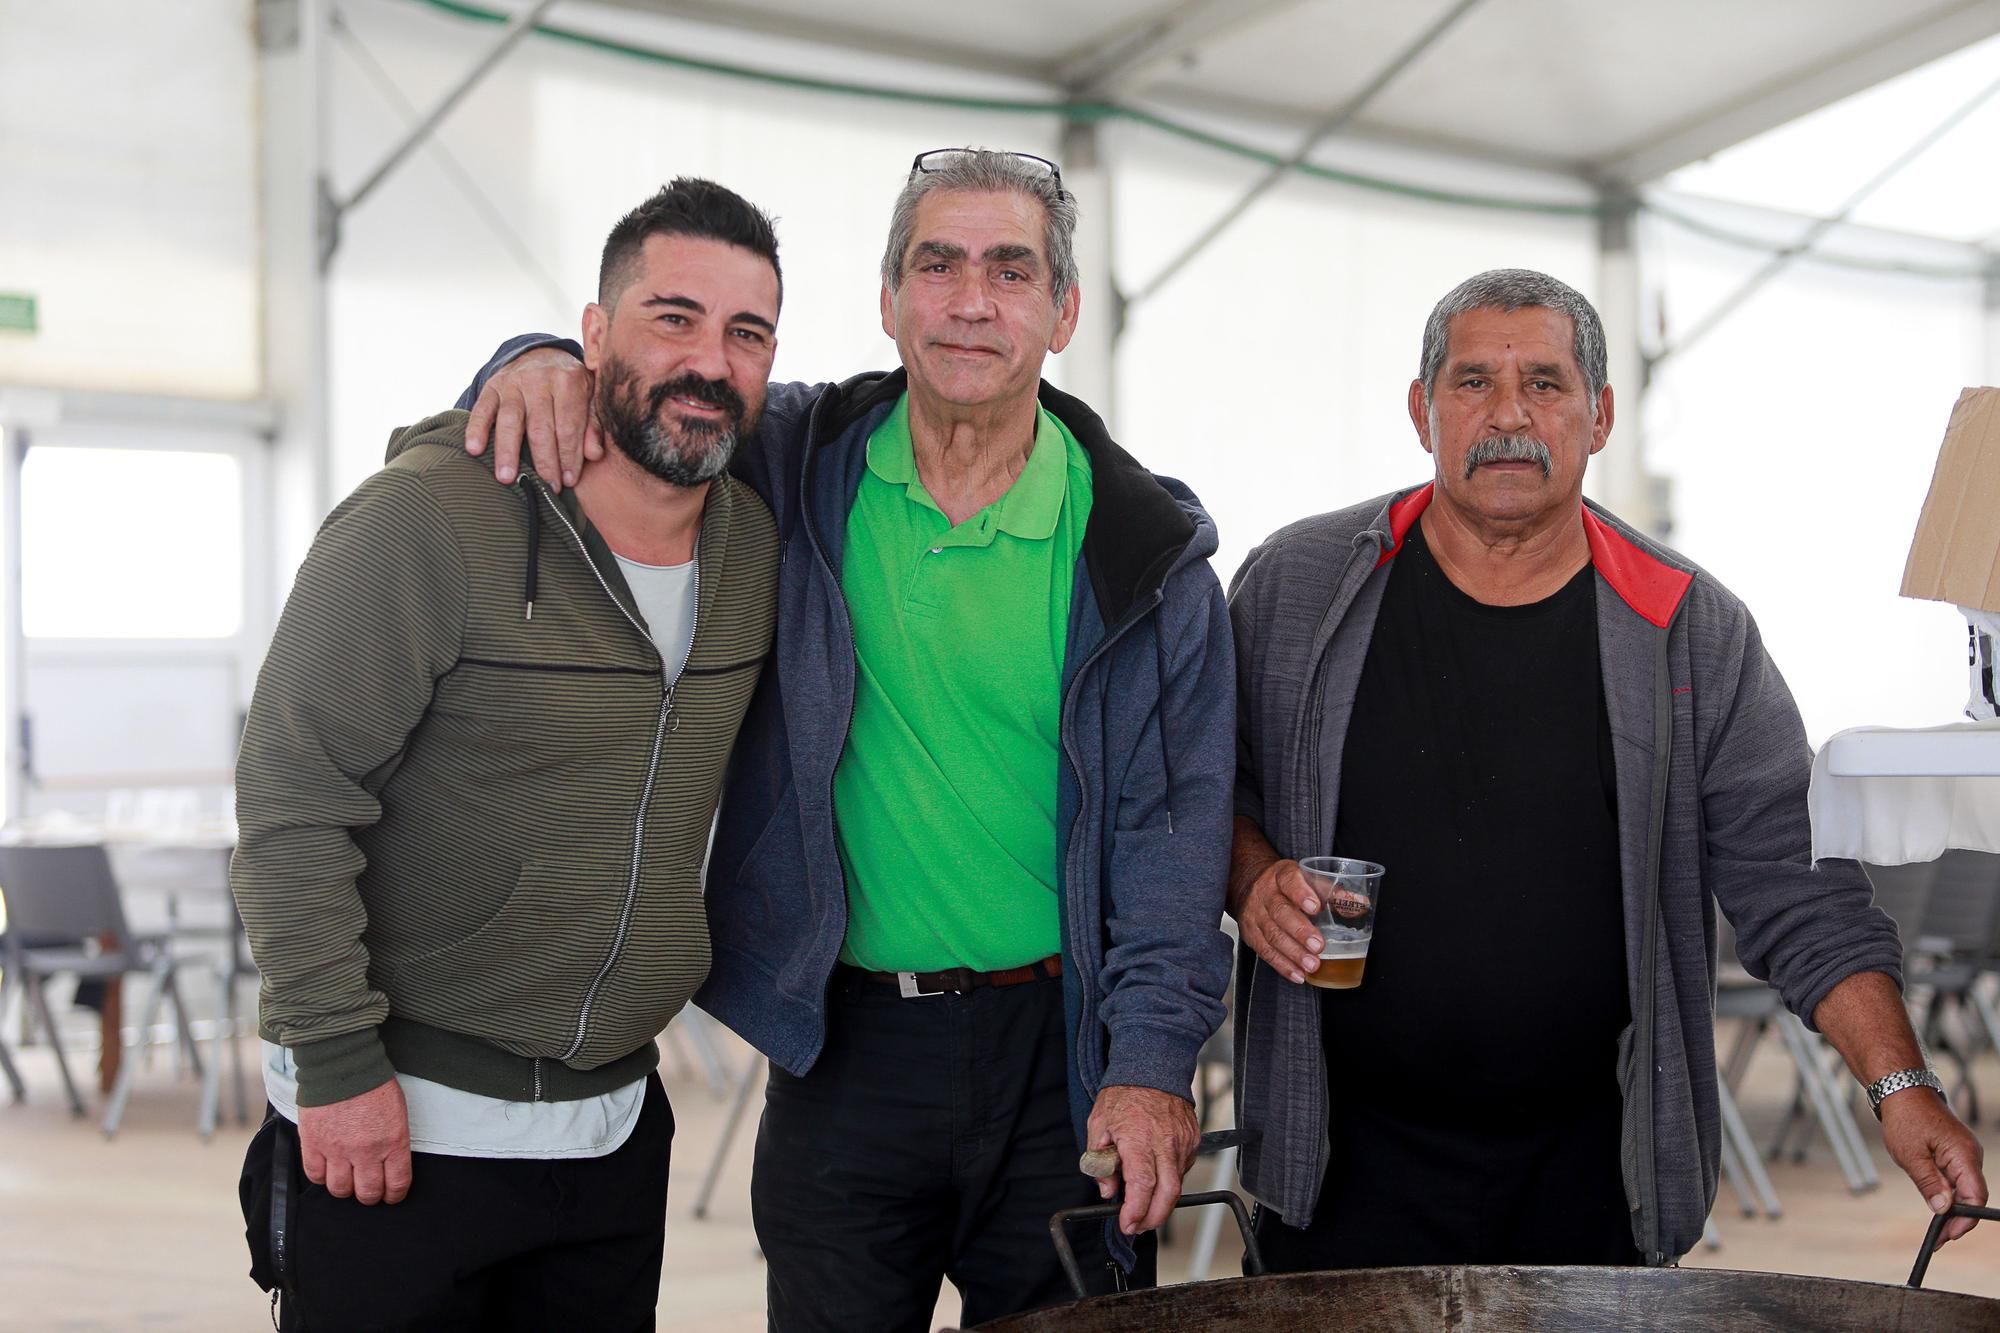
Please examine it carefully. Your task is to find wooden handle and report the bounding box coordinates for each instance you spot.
[1077,1146,1120,1179]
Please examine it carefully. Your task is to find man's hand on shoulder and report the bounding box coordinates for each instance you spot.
[1084,1085,1199,1236]
[298,1077,413,1206]
[1880,1085,1987,1245]
[463,346,599,491]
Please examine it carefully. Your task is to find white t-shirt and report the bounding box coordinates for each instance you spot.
[615,551,698,676]
[261,1041,646,1159]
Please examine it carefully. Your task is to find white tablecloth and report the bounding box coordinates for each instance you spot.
[1808,720,2000,864]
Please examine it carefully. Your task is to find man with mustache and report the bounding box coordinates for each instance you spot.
[456,148,1234,1330]
[1227,268,1986,1269]
[230,177,781,1330]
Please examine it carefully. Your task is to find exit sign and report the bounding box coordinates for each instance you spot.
[0,293,35,334]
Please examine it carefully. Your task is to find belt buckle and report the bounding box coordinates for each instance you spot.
[896,971,944,998]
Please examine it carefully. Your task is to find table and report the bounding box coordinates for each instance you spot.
[1809,721,2000,865]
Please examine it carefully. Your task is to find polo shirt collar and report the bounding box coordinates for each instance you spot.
[865,393,1069,541]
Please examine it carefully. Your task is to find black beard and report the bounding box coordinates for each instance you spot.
[596,365,753,488]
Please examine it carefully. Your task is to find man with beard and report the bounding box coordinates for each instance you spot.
[1227,268,1986,1269]
[230,177,781,1331]
[453,148,1234,1330]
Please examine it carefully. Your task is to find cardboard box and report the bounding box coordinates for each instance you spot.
[1903,386,2000,612]
[1903,387,2000,718]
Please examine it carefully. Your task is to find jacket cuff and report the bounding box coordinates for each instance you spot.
[1101,1022,1203,1103]
[497,335,582,371]
[291,1027,395,1107]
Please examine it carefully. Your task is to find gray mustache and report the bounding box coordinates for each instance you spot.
[1463,434,1552,478]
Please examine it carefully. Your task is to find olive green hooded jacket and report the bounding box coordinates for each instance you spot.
[232,409,778,1106]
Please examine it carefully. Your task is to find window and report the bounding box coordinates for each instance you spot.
[20,447,244,639]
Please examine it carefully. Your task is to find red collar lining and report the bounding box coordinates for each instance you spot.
[1581,508,1692,628]
[1375,483,1434,568]
[1374,485,1692,628]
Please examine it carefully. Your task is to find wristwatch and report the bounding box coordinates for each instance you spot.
[1865,1067,1945,1119]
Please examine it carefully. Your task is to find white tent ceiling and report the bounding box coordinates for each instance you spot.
[581,0,2000,185]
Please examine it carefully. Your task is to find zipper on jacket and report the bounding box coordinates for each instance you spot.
[522,480,695,1075]
[532,1057,543,1101]
[1056,586,1168,1088]
[1635,606,1681,1263]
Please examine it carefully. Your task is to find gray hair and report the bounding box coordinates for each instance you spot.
[880,149,1079,307]
[1418,269,1607,404]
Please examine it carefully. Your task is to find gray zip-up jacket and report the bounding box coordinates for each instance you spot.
[1229,482,1902,1262]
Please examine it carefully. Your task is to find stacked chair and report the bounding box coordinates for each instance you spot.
[1882,850,2000,1122]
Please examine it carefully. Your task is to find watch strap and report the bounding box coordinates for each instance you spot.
[1865,1066,1945,1118]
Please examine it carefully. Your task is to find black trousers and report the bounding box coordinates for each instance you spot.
[239,1073,672,1332]
[751,971,1154,1332]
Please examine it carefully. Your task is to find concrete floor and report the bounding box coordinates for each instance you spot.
[1,1008,1996,1331]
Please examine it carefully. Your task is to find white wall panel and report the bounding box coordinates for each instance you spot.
[0,0,260,397]
[323,0,1062,492]
[1646,212,1985,744]
[1108,120,1598,585]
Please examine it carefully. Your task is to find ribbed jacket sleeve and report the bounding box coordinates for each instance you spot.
[232,463,468,1105]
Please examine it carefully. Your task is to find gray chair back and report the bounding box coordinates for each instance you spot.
[1917,850,2000,957]
[0,844,131,945]
[1861,860,1938,951]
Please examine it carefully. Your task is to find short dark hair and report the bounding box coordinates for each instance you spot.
[598,176,783,311]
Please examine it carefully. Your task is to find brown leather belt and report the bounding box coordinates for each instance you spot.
[848,954,1062,998]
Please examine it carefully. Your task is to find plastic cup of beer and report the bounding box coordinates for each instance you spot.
[1297,857,1384,990]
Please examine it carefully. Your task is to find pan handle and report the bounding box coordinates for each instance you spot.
[1048,1190,1265,1301]
[1905,1202,2000,1288]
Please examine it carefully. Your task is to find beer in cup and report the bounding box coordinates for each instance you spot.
[1298,857,1384,990]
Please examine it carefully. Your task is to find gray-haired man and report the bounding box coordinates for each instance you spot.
[1226,268,1986,1269]
[456,150,1236,1330]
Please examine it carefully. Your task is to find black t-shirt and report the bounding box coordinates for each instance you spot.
[1321,518,1627,1118]
[1291,518,1636,1268]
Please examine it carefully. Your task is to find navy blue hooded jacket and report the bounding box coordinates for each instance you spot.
[463,339,1235,1155]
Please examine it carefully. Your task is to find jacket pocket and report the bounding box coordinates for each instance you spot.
[377,856,624,1052]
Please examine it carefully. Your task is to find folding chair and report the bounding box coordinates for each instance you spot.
[196,896,258,1139]
[1714,920,1877,1194]
[0,1025,22,1104]
[0,844,202,1131]
[1906,851,2000,1120]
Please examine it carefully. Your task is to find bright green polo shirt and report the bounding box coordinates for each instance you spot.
[834,393,1093,972]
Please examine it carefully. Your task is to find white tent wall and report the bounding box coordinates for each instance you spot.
[1104,116,1598,585]
[0,0,260,397]
[323,0,1071,494]
[324,1,1603,577]
[1642,203,1988,744]
[1,0,1991,822]
[317,0,1990,748]
[0,0,264,821]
